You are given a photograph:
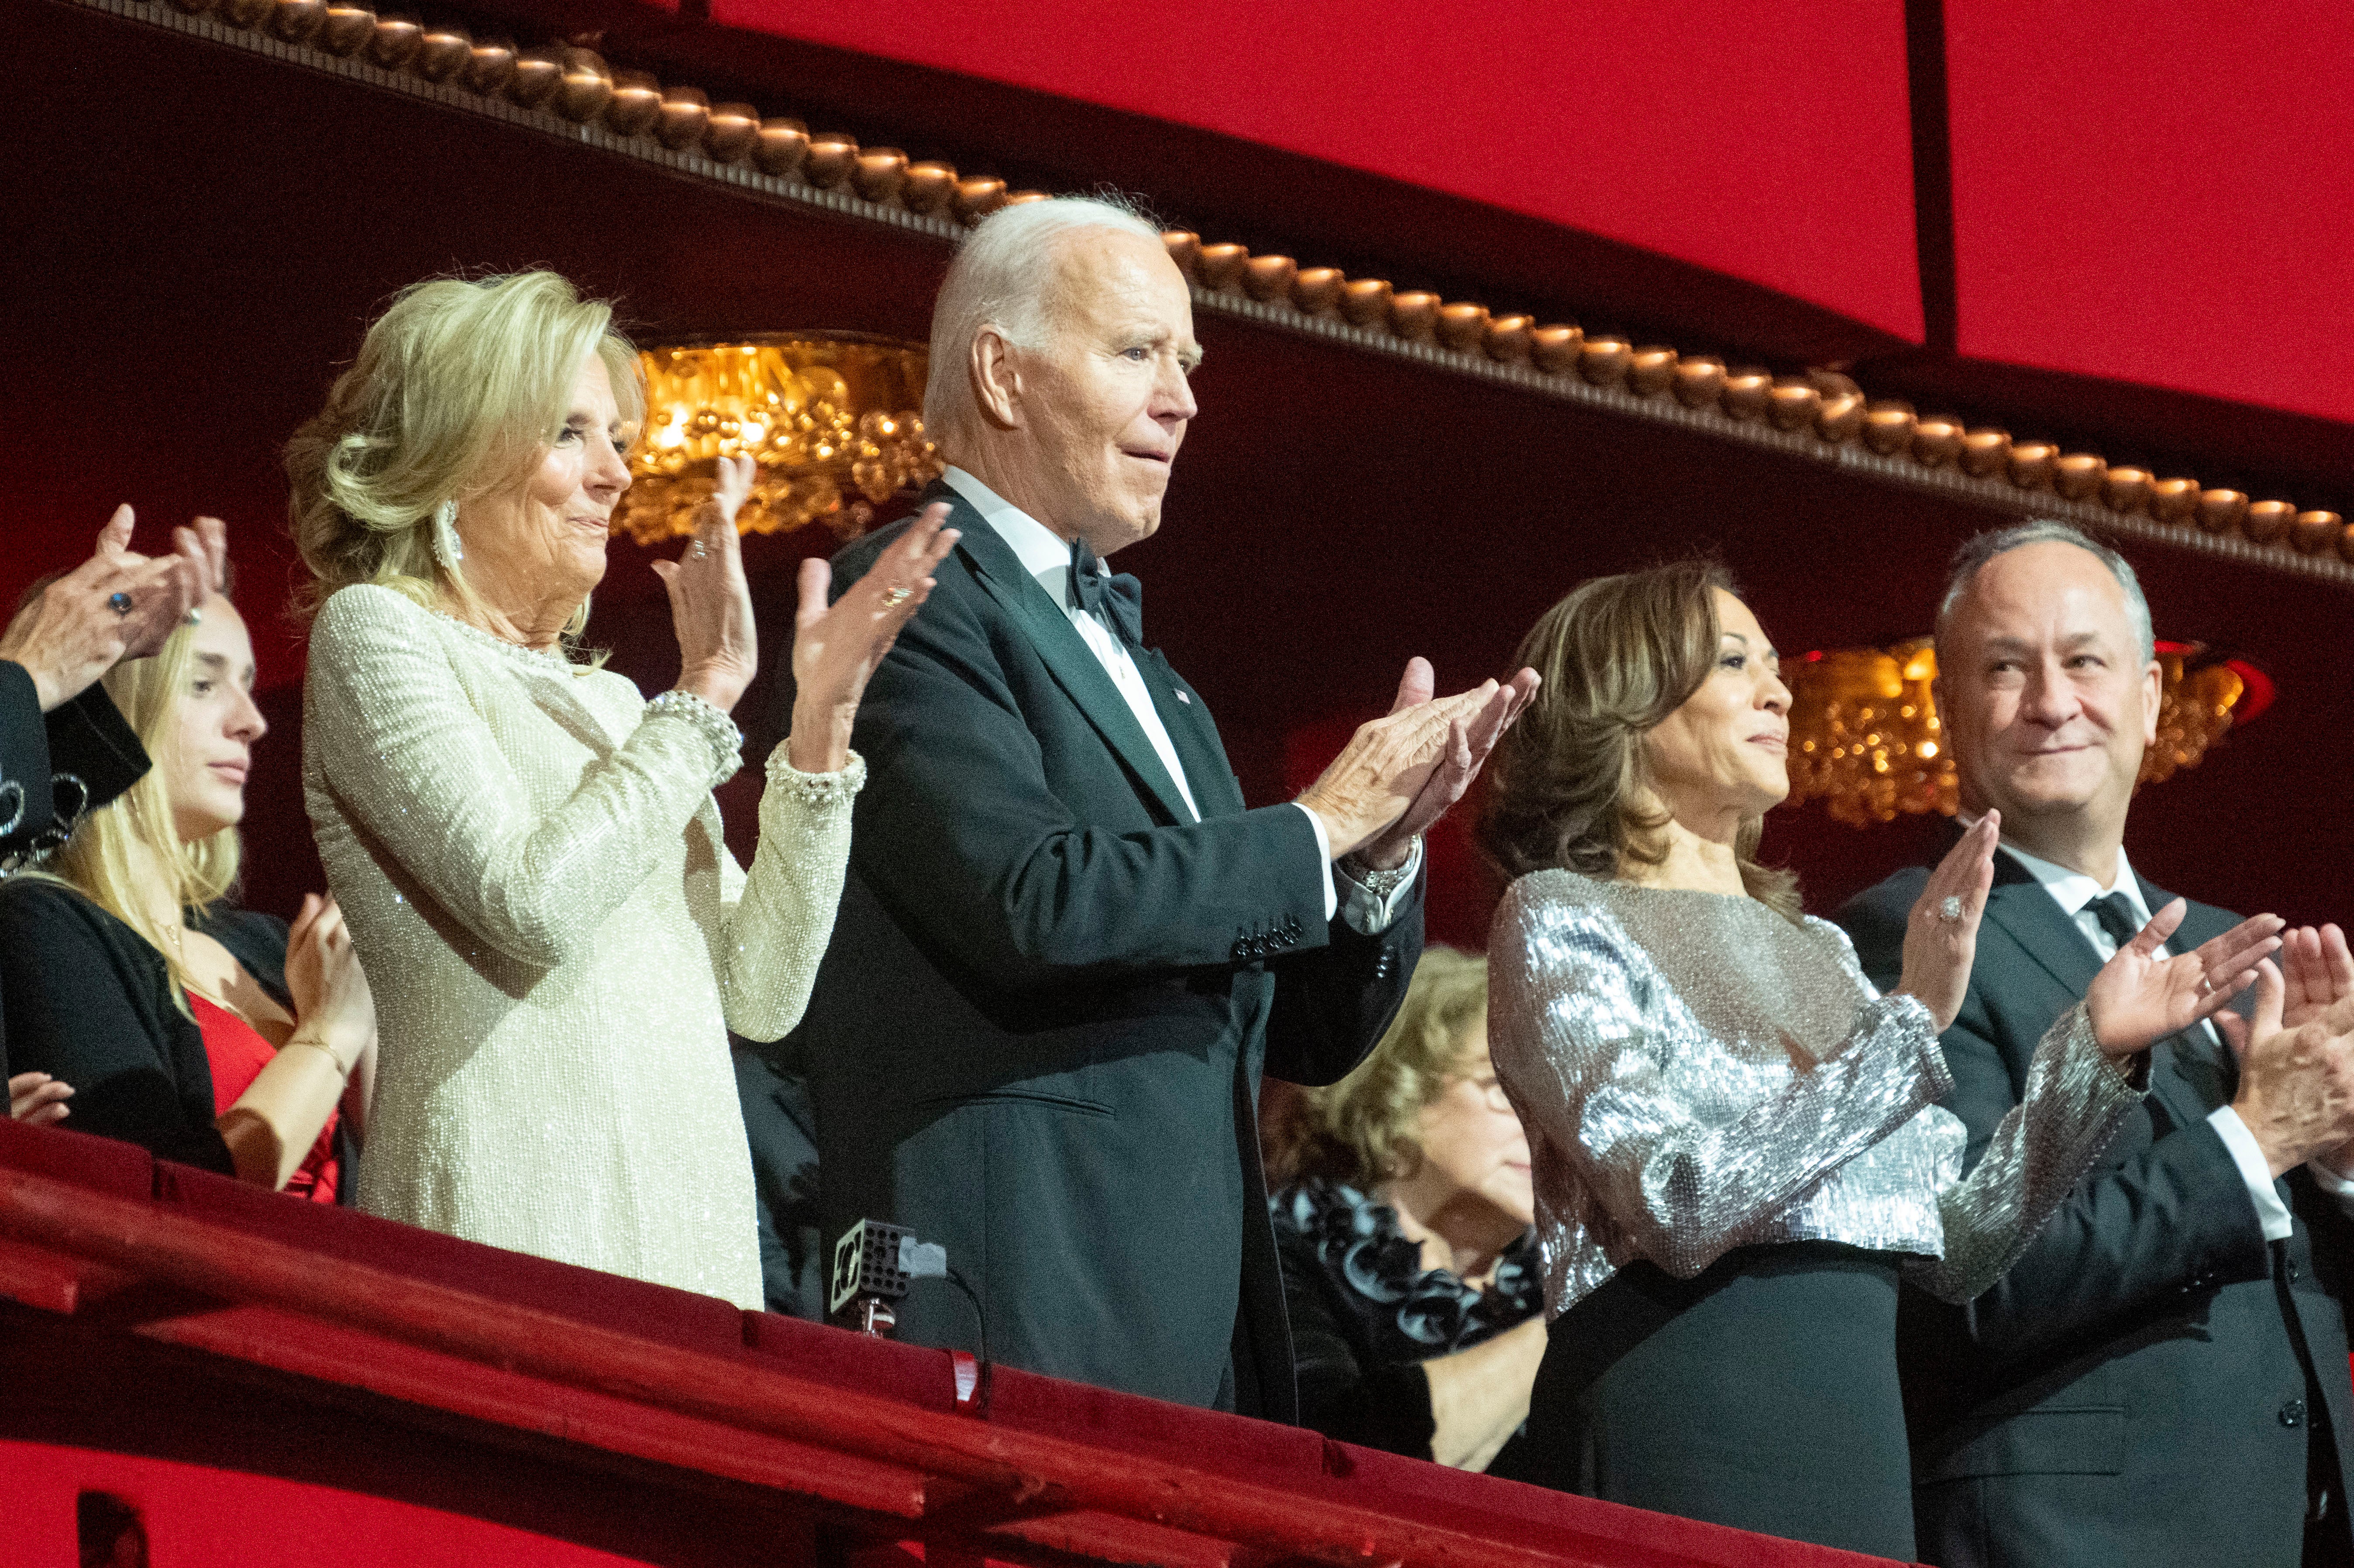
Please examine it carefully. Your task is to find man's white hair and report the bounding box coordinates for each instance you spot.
[922,194,1167,442]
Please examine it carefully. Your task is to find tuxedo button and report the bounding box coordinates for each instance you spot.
[2282,1398,2308,1428]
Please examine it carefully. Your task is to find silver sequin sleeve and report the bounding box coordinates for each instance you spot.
[1489,867,2146,1316]
[1490,871,1950,1287]
[1900,999,2136,1302]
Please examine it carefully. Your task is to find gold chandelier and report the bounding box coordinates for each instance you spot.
[612,334,945,545]
[1784,640,2258,826]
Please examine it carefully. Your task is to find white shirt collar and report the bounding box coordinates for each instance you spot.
[1958,809,2144,922]
[942,466,1091,601]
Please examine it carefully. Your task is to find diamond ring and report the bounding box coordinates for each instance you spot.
[1938,895,1965,922]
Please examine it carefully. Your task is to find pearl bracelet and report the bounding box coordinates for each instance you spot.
[646,689,744,788]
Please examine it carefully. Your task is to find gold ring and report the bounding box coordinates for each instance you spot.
[881,585,913,607]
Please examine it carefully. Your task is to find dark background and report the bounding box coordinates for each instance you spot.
[7,2,2345,949]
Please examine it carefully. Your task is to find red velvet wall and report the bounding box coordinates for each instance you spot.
[708,0,1927,342]
[7,3,2350,950]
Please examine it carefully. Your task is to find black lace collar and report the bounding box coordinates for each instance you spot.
[1273,1177,1542,1358]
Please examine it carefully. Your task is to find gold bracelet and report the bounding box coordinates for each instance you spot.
[285,1035,353,1079]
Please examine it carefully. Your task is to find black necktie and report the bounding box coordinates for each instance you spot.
[2087,891,2143,953]
[1069,537,1144,648]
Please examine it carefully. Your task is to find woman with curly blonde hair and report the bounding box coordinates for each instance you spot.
[1269,946,1545,1475]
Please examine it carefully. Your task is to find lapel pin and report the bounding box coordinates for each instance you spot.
[1176,691,1191,703]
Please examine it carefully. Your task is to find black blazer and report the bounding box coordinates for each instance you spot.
[773,486,1421,1419]
[0,661,149,864]
[1,661,148,1082]
[1838,841,2354,1568]
[0,880,308,1181]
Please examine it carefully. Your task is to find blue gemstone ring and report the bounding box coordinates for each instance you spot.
[107,592,133,617]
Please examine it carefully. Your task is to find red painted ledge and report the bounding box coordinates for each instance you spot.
[0,1115,1900,1568]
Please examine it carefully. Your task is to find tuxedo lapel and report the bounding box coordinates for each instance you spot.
[1136,649,1244,819]
[2137,874,2241,1121]
[1983,850,2105,999]
[950,505,1198,826]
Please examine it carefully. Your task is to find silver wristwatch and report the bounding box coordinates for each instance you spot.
[1338,837,1419,898]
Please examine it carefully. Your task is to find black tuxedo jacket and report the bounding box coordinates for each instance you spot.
[1838,840,2354,1568]
[772,487,1421,1419]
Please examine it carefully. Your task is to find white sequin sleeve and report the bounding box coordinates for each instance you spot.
[307,585,740,970]
[712,744,863,1042]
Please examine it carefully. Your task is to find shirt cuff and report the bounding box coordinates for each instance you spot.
[1291,802,1338,922]
[2306,1152,2354,1222]
[2208,1105,2294,1242]
[1335,835,1423,935]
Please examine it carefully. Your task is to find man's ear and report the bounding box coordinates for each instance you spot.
[2139,657,2161,747]
[971,325,1022,430]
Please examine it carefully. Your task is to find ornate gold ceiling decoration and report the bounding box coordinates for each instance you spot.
[613,335,940,546]
[68,0,2354,591]
[1784,640,2258,826]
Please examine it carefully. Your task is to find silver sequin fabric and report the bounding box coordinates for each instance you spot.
[1488,868,2140,1316]
[303,585,862,1309]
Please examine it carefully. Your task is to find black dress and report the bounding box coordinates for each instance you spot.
[1271,1178,1542,1474]
[0,879,354,1194]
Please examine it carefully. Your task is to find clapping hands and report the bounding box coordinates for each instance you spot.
[2218,922,2354,1177]
[787,502,959,774]
[2086,901,2282,1059]
[0,506,227,711]
[655,456,762,714]
[1296,657,1542,864]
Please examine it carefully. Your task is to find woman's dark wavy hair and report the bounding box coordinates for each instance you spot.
[1476,557,1802,922]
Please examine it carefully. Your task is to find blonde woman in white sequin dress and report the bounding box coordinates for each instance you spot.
[288,272,956,1307]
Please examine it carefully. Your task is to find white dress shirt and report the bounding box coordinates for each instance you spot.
[941,468,1418,934]
[1989,831,2321,1240]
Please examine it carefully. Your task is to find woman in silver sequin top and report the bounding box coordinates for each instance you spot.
[1478,560,2282,1558]
[287,273,957,1308]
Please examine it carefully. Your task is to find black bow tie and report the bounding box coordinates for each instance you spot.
[1069,537,1144,647]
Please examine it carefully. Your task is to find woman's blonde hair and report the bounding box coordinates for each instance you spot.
[1478,558,1801,921]
[1279,947,1491,1187]
[35,619,241,1012]
[286,270,642,644]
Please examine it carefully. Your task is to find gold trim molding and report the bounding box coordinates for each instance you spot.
[54,0,2354,592]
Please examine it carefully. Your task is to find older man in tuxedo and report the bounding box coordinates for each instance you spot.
[768,196,1532,1414]
[1838,520,2354,1567]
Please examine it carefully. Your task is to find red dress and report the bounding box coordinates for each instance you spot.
[189,994,341,1203]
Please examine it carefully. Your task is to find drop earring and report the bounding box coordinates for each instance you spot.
[431,499,464,572]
